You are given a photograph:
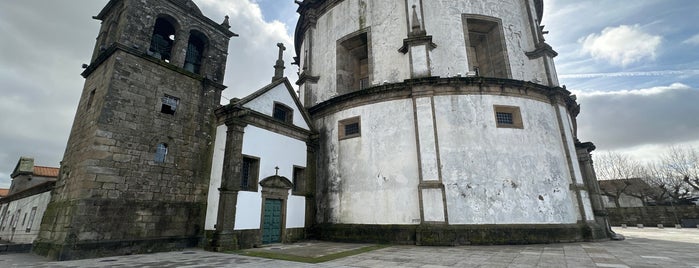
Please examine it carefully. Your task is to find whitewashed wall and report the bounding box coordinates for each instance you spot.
[316,100,421,224]
[302,0,552,106]
[0,191,52,244]
[205,124,308,231]
[434,95,578,224]
[305,0,410,105]
[422,0,547,83]
[243,83,310,130]
[205,125,227,230]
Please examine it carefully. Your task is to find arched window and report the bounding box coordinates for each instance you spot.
[149,18,176,62]
[184,31,207,74]
[154,143,168,163]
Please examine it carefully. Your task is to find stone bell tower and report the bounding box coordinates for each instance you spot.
[34,0,236,260]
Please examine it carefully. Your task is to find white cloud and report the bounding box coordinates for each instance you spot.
[573,82,691,97]
[682,33,699,45]
[576,83,699,153]
[196,0,297,101]
[580,24,662,66]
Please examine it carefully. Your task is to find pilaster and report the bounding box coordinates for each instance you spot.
[213,120,246,251]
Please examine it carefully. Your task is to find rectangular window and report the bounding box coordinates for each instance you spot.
[292,166,305,194]
[154,143,168,163]
[26,207,37,233]
[493,105,523,129]
[339,116,361,140]
[161,95,179,115]
[86,89,96,109]
[273,102,293,124]
[241,156,260,192]
[463,15,511,78]
[337,30,370,94]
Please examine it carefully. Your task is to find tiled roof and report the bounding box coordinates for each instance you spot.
[33,166,59,178]
[0,188,9,197]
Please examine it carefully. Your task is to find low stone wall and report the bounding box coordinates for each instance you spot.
[313,223,604,246]
[607,206,699,227]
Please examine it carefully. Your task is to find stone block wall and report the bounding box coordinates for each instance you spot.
[607,206,699,227]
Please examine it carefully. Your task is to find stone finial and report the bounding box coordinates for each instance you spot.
[274,166,280,175]
[410,5,426,36]
[222,15,231,29]
[273,43,286,82]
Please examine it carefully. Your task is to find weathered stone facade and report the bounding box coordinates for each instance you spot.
[295,0,611,244]
[34,0,235,260]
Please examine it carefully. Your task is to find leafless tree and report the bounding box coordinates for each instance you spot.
[661,146,699,191]
[594,152,644,181]
[594,152,645,207]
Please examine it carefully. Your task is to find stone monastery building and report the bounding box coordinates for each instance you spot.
[32,0,614,260]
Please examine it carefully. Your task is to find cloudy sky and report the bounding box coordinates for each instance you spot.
[0,0,697,188]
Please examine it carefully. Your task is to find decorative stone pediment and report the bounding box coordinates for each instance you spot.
[259,175,293,189]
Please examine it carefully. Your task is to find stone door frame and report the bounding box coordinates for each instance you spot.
[258,175,293,244]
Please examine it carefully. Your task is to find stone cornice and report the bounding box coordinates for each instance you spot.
[296,71,320,85]
[398,35,437,54]
[308,76,578,119]
[94,0,237,37]
[526,42,558,59]
[215,105,315,142]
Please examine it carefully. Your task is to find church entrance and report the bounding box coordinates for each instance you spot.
[262,199,282,244]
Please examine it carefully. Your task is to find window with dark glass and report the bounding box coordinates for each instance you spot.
[241,156,260,191]
[273,102,293,124]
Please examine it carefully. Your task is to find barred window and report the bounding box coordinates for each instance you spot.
[496,112,513,125]
[493,105,523,129]
[339,116,361,140]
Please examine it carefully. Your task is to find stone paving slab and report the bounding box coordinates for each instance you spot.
[0,228,698,267]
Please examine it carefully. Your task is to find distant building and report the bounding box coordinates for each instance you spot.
[0,157,57,244]
[0,189,8,199]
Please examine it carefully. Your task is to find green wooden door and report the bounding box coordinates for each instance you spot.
[262,199,282,244]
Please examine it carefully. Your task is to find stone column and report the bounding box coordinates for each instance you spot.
[213,120,246,250]
[170,29,189,68]
[576,141,624,240]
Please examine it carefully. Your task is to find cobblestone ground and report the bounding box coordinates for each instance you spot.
[1,228,698,267]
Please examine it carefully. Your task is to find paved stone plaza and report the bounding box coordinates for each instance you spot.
[1,228,698,267]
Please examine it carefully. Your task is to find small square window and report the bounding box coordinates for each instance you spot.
[273,102,293,124]
[241,156,260,192]
[339,116,361,140]
[161,95,179,115]
[493,105,523,129]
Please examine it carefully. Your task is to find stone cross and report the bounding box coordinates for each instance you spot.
[273,43,286,82]
[274,166,279,176]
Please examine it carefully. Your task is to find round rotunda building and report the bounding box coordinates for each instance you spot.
[295,0,611,244]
